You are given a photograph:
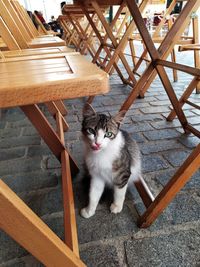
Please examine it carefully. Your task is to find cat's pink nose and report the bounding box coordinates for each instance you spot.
[95,142,101,147]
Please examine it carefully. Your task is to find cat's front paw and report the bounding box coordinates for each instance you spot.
[80,207,95,218]
[110,203,123,214]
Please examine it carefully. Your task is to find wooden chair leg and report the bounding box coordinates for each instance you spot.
[138,143,200,228]
[20,104,79,174]
[0,180,86,267]
[167,77,199,121]
[171,49,178,82]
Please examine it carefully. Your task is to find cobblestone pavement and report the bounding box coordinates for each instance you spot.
[0,47,200,267]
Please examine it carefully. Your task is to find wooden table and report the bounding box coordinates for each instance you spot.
[0,52,109,267]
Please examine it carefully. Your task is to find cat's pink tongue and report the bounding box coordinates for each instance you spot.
[92,145,100,151]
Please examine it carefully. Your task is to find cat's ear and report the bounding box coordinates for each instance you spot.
[83,103,96,117]
[113,110,126,125]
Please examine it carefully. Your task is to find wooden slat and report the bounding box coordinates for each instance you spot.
[0,54,109,108]
[46,102,69,131]
[3,0,31,41]
[0,0,28,48]
[0,17,20,50]
[156,59,200,77]
[55,111,79,255]
[134,177,155,208]
[167,77,199,121]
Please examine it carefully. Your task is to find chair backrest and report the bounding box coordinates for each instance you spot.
[0,0,29,49]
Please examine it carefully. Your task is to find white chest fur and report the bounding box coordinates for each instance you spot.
[85,132,124,185]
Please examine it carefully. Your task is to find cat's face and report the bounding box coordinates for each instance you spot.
[82,104,125,152]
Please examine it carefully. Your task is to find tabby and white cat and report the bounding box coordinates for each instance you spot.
[80,103,141,218]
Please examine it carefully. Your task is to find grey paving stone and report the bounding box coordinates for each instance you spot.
[192,109,200,115]
[2,171,58,193]
[124,122,154,133]
[178,135,200,148]
[140,106,170,114]
[27,145,51,157]
[80,244,121,267]
[155,95,172,101]
[101,98,123,106]
[140,140,183,155]
[43,213,64,241]
[0,121,6,129]
[134,96,157,103]
[150,120,181,129]
[143,129,181,141]
[188,116,200,126]
[155,169,200,191]
[0,147,26,161]
[6,119,31,128]
[67,122,81,132]
[128,102,150,109]
[124,229,200,267]
[64,114,78,123]
[77,204,137,244]
[2,261,26,267]
[0,157,42,176]
[142,155,169,173]
[0,256,42,267]
[169,193,200,225]
[129,132,147,143]
[149,100,171,106]
[22,126,38,136]
[0,136,41,149]
[64,131,81,141]
[3,112,25,122]
[163,150,191,167]
[21,186,63,217]
[0,128,21,139]
[131,113,164,122]
[45,156,61,170]
[162,110,195,118]
[0,231,28,263]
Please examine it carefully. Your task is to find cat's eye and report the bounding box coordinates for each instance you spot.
[86,128,95,135]
[104,132,113,138]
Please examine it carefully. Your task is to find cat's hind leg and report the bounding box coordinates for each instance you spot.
[81,177,105,219]
[110,184,128,214]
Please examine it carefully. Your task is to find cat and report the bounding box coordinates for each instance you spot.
[80,103,142,218]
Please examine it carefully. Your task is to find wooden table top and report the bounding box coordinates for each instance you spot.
[0,47,74,58]
[0,53,109,108]
[62,4,108,14]
[74,0,123,6]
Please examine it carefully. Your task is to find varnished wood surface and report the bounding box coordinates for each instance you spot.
[74,0,123,5]
[179,44,200,51]
[0,46,74,58]
[63,4,108,14]
[0,53,109,108]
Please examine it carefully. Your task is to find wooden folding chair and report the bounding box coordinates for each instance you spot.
[130,0,199,85]
[58,15,83,47]
[0,11,75,127]
[75,1,141,87]
[0,52,109,265]
[0,0,65,49]
[62,4,108,62]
